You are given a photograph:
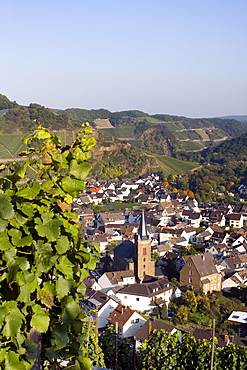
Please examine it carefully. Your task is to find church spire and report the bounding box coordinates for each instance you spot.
[138,208,149,241]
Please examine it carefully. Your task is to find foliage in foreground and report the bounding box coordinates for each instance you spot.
[0,125,104,369]
[139,330,247,370]
[99,325,133,370]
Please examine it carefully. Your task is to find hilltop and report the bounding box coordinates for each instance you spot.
[61,107,247,157]
[1,93,246,157]
[0,94,198,179]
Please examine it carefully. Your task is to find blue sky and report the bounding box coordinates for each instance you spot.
[1,0,246,117]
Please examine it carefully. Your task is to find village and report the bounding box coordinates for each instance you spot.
[71,173,247,350]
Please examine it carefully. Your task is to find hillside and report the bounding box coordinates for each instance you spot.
[62,107,247,157]
[0,94,80,134]
[0,95,198,178]
[201,132,247,164]
[220,115,247,125]
[89,130,198,179]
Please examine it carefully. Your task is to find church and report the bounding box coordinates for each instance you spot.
[113,209,156,283]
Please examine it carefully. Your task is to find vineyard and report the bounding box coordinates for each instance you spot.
[0,131,77,160]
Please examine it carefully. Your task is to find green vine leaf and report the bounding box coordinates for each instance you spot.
[5,351,29,370]
[16,181,41,200]
[56,276,75,300]
[69,160,92,181]
[0,194,14,220]
[60,176,86,195]
[56,235,70,254]
[35,218,62,242]
[31,305,50,333]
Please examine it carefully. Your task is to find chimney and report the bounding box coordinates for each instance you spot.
[121,306,125,314]
[223,334,229,344]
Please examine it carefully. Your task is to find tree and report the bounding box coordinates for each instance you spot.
[176,305,189,323]
[0,125,102,369]
[160,303,168,320]
[184,291,198,313]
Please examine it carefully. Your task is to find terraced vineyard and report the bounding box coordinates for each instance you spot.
[0,134,27,159]
[155,154,198,176]
[0,131,77,160]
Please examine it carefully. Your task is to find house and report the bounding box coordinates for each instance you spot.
[82,291,119,329]
[193,328,247,348]
[190,228,213,245]
[222,272,245,291]
[225,213,244,229]
[180,253,222,294]
[97,270,135,290]
[135,319,178,348]
[181,210,202,228]
[107,304,146,338]
[228,311,247,337]
[116,276,173,313]
[209,211,226,227]
[210,231,229,245]
[221,255,246,273]
[156,242,172,257]
[95,211,125,228]
[205,243,227,258]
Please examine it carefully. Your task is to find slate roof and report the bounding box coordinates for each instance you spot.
[117,277,171,298]
[135,319,176,342]
[114,240,135,262]
[83,291,110,311]
[105,270,135,285]
[193,328,247,348]
[184,253,218,277]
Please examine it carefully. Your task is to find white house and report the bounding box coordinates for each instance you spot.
[82,291,119,329]
[116,277,173,313]
[226,214,244,229]
[108,304,146,338]
[98,271,136,290]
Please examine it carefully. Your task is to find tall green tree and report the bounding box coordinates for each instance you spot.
[0,125,103,369]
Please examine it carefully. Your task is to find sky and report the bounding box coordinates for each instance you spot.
[0,0,246,118]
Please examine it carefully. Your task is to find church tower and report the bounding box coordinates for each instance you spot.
[134,209,155,282]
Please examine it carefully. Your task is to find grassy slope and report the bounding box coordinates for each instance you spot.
[153,154,198,176]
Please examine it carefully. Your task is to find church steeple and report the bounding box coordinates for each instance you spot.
[138,208,149,241]
[134,208,155,283]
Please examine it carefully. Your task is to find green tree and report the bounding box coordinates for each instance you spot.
[184,291,198,313]
[160,303,168,320]
[176,305,189,323]
[0,125,102,369]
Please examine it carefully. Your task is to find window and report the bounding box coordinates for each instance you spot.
[143,265,146,269]
[189,278,192,283]
[143,258,146,262]
[143,248,146,255]
[124,296,127,299]
[136,298,139,301]
[189,270,192,275]
[188,263,192,267]
[135,319,139,323]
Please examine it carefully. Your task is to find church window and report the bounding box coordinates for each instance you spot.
[143,248,147,255]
